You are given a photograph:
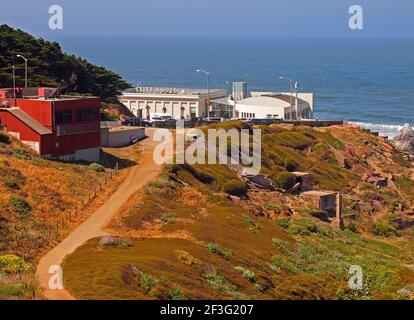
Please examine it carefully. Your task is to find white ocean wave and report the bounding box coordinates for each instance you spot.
[349,122,408,139]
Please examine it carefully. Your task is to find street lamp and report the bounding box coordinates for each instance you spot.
[279,76,298,120]
[16,54,28,88]
[12,65,17,106]
[196,69,211,120]
[136,81,144,92]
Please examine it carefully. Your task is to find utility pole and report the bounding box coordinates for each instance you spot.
[16,54,28,88]
[295,81,299,120]
[196,69,211,121]
[279,76,295,120]
[12,65,17,107]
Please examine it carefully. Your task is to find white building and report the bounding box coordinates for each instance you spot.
[211,83,314,120]
[237,92,313,120]
[119,87,227,120]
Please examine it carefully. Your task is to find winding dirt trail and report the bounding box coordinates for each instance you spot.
[35,128,168,300]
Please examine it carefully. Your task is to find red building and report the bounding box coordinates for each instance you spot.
[0,87,101,162]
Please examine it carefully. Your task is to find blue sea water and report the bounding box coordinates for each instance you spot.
[57,36,414,137]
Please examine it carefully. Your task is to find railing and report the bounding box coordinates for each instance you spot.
[56,122,100,136]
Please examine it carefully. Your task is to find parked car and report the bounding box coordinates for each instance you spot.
[121,118,151,127]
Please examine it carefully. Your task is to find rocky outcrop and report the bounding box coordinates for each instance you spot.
[393,124,414,155]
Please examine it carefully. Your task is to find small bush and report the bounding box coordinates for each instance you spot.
[99,236,132,249]
[271,256,298,274]
[284,158,298,172]
[14,146,31,159]
[234,266,257,283]
[221,179,247,197]
[0,283,24,298]
[204,272,238,296]
[372,221,398,238]
[275,218,290,229]
[174,250,200,266]
[139,273,156,293]
[272,238,288,252]
[89,163,105,172]
[276,172,296,190]
[288,220,318,236]
[3,176,20,189]
[0,254,31,274]
[205,243,232,259]
[160,213,176,223]
[169,287,186,300]
[10,195,32,217]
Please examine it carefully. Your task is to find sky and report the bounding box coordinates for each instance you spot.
[1,0,413,38]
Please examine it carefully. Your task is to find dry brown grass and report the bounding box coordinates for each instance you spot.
[0,135,142,299]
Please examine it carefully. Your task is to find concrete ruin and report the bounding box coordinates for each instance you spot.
[291,172,313,192]
[301,191,344,229]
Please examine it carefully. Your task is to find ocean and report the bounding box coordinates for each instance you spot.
[56,36,414,138]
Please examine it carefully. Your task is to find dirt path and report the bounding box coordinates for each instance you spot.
[35,128,169,300]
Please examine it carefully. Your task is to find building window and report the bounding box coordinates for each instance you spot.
[56,111,72,124]
[76,109,87,122]
[87,108,98,121]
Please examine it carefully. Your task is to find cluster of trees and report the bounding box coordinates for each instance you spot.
[0,25,130,100]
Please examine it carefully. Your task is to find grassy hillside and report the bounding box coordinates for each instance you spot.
[0,25,130,100]
[62,123,414,300]
[0,130,139,299]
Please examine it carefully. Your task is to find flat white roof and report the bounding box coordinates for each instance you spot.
[121,87,226,98]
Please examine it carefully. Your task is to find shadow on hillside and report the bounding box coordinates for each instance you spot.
[100,149,138,170]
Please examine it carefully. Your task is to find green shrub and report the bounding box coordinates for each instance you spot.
[276,172,296,190]
[0,254,31,274]
[271,256,298,274]
[272,238,288,252]
[89,163,105,172]
[205,243,232,259]
[288,220,318,236]
[160,213,176,223]
[234,266,257,283]
[139,273,156,293]
[0,284,24,298]
[10,195,32,217]
[372,221,398,238]
[221,179,247,197]
[99,236,132,249]
[284,158,298,172]
[14,146,31,159]
[275,218,290,229]
[3,176,20,189]
[204,272,238,296]
[169,287,186,300]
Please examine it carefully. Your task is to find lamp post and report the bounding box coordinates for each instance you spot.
[16,54,28,88]
[196,69,211,121]
[279,76,296,120]
[136,81,144,92]
[12,65,16,106]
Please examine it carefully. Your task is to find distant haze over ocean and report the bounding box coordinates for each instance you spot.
[57,36,414,138]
